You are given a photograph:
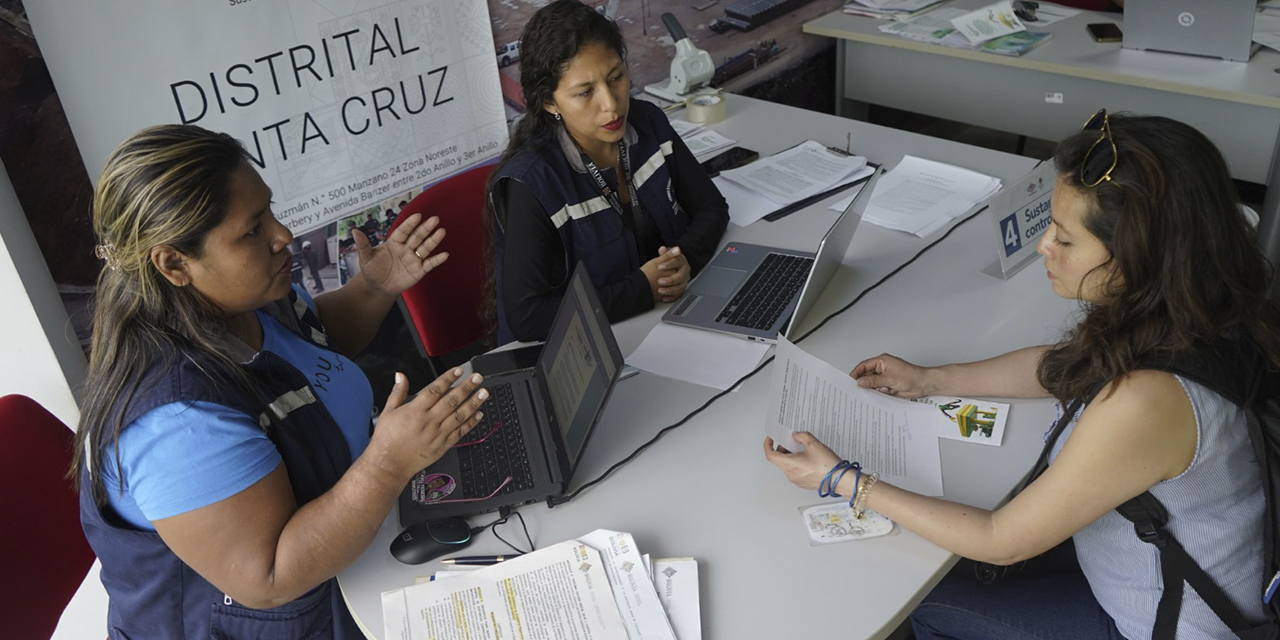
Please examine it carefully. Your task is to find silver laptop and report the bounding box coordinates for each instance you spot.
[398,262,624,524]
[662,168,882,343]
[1123,0,1257,62]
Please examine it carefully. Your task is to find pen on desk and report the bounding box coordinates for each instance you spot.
[442,554,522,566]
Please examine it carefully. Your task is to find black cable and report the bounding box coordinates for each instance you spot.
[549,204,992,506]
[469,508,535,554]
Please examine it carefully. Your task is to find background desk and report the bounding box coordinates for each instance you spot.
[804,0,1280,273]
[340,94,1080,639]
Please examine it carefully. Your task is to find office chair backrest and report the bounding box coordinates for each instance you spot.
[0,394,96,640]
[389,162,497,358]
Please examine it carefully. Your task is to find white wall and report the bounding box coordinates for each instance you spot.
[0,160,108,637]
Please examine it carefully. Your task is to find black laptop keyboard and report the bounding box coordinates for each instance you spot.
[716,253,814,331]
[454,382,535,498]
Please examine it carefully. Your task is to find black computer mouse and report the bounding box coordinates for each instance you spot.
[389,517,474,565]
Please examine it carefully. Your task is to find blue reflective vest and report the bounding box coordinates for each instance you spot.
[493,98,689,343]
[80,290,365,639]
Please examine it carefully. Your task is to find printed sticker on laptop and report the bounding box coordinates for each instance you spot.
[411,472,457,504]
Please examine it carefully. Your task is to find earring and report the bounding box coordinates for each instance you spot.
[553,112,562,121]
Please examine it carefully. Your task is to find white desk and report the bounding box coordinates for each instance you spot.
[339,94,1080,639]
[803,0,1280,271]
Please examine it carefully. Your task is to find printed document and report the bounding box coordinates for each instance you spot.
[861,155,1001,237]
[382,541,628,640]
[718,140,867,205]
[682,129,737,162]
[950,1,1024,45]
[578,529,678,640]
[765,336,943,495]
[651,558,701,640]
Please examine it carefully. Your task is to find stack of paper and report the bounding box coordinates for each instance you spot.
[713,140,874,226]
[879,3,1057,56]
[842,0,947,21]
[382,529,702,640]
[861,155,1001,237]
[669,117,737,161]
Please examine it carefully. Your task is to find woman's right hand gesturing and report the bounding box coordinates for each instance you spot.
[369,368,489,480]
[850,354,937,398]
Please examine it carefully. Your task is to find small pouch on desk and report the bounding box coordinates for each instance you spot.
[799,502,895,545]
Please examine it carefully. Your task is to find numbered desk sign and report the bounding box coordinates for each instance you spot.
[981,161,1055,280]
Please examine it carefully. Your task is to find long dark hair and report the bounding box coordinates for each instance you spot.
[1037,113,1280,401]
[482,0,627,332]
[498,0,625,166]
[75,125,261,503]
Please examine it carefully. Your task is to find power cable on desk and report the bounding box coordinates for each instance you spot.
[547,203,993,507]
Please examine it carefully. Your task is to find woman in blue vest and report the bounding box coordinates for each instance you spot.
[74,125,489,638]
[765,113,1280,638]
[491,0,729,343]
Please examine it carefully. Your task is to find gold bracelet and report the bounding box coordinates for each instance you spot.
[853,472,879,519]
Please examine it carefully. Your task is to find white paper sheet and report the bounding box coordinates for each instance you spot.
[765,336,943,495]
[719,140,867,205]
[667,118,706,139]
[627,322,770,390]
[578,530,678,640]
[951,1,1025,44]
[682,130,737,161]
[382,541,628,640]
[651,558,702,640]
[721,165,875,227]
[861,155,1001,237]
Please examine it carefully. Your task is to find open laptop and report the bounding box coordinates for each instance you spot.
[662,167,882,342]
[398,262,624,524]
[1123,0,1257,62]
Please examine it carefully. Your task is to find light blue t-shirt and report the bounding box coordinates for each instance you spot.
[102,288,374,529]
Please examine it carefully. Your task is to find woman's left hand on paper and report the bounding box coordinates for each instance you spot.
[763,432,843,492]
[352,213,448,299]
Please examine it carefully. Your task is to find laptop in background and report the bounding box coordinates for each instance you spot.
[398,262,624,524]
[661,167,882,343]
[1123,0,1257,62]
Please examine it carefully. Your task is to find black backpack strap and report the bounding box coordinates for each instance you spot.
[1117,491,1256,639]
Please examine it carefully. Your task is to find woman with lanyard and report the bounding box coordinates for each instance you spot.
[75,125,488,638]
[490,0,729,343]
[765,111,1279,639]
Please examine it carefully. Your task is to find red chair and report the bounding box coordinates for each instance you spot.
[388,162,497,373]
[0,394,96,639]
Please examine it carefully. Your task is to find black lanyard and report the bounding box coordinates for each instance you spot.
[578,140,641,222]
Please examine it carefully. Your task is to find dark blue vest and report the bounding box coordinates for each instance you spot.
[493,98,688,343]
[80,290,365,639]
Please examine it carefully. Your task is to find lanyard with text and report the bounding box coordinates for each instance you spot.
[578,140,640,221]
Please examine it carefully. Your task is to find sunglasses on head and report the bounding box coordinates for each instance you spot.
[1080,108,1117,187]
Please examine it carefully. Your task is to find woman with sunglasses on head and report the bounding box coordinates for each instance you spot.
[490,0,728,343]
[75,125,489,638]
[766,111,1280,639]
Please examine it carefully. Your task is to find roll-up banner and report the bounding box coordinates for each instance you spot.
[26,0,507,236]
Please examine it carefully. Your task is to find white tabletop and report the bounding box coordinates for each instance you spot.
[339,94,1082,639]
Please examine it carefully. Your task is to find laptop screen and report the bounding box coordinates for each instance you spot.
[536,267,620,466]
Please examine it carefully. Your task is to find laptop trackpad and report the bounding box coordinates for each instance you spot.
[694,267,747,297]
